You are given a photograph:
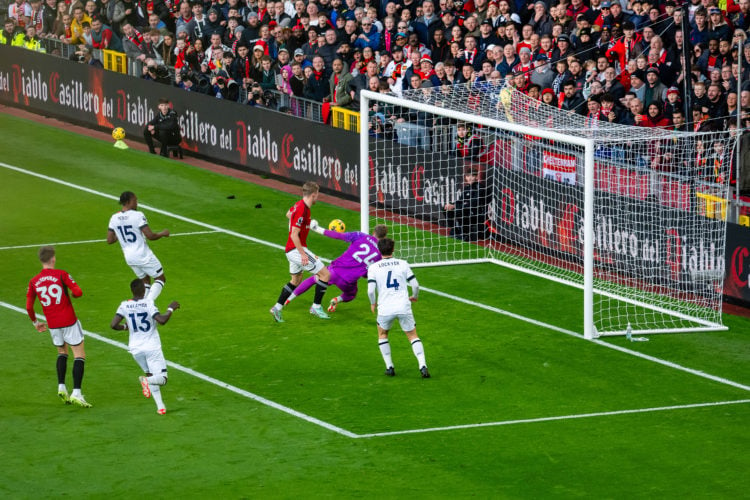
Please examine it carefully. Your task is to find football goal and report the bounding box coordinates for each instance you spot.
[359,83,736,339]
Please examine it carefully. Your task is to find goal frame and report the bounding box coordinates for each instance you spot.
[359,89,727,339]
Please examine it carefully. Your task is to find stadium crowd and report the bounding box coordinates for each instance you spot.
[2,0,749,178]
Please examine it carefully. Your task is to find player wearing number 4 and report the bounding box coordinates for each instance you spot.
[270,181,331,322]
[107,191,169,303]
[284,222,388,313]
[25,246,92,407]
[111,279,180,415]
[367,238,430,378]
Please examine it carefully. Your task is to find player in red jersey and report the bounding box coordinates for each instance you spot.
[270,181,331,322]
[26,246,92,407]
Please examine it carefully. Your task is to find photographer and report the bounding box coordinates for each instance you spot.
[246,82,266,107]
[72,46,103,68]
[211,74,240,102]
[143,98,182,157]
[142,60,171,84]
[177,66,212,94]
[174,69,195,91]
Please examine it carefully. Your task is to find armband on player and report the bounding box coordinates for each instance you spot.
[167,307,174,313]
[309,219,325,235]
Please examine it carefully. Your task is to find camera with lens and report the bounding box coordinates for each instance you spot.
[180,66,212,94]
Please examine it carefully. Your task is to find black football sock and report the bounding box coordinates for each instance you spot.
[277,282,297,306]
[72,358,85,390]
[313,280,329,306]
[56,354,68,385]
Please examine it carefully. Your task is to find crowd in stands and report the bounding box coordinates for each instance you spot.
[2,0,749,183]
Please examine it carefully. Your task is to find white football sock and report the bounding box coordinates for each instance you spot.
[411,338,426,368]
[379,340,393,368]
[150,384,165,411]
[147,374,167,386]
[147,280,164,302]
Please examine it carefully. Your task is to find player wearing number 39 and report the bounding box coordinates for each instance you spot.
[25,246,92,407]
[107,191,169,303]
[284,222,388,313]
[367,238,430,378]
[111,279,180,415]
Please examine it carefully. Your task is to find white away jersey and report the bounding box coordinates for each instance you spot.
[367,257,415,316]
[109,209,155,265]
[116,298,162,352]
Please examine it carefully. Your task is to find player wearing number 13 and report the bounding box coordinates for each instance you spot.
[111,279,180,415]
[25,246,92,407]
[367,238,430,378]
[107,191,169,303]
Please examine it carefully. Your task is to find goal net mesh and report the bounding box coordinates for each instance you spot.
[363,81,736,336]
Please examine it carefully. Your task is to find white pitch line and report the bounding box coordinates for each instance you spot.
[422,287,750,393]
[0,230,221,251]
[0,162,286,252]
[356,399,750,438]
[3,161,750,437]
[0,301,358,439]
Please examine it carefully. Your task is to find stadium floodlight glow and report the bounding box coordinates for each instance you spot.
[360,84,735,339]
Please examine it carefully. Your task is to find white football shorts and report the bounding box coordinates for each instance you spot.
[128,254,164,279]
[50,320,85,347]
[377,312,416,332]
[131,348,168,376]
[286,248,325,275]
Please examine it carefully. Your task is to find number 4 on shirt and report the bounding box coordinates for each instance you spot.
[386,270,400,289]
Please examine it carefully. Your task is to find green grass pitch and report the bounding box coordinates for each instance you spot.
[1,113,749,498]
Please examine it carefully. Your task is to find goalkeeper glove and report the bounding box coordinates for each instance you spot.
[310,219,325,234]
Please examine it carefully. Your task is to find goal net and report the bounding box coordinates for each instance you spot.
[360,83,736,338]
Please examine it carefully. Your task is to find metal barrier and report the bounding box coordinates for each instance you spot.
[42,37,77,60]
[330,106,360,133]
[264,90,324,123]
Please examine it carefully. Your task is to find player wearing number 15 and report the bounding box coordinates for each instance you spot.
[111,279,180,415]
[25,246,92,407]
[107,191,169,303]
[367,238,430,378]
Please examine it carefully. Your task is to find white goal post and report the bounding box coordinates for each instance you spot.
[359,85,734,339]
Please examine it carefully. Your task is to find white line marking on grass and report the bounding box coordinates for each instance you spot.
[423,287,750,393]
[0,162,285,252]
[4,161,750,436]
[0,300,359,439]
[591,339,750,392]
[423,286,581,337]
[356,399,750,438]
[0,231,221,251]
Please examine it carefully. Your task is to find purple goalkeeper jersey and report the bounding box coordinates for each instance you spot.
[325,230,381,283]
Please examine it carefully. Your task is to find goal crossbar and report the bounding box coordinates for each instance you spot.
[360,87,730,339]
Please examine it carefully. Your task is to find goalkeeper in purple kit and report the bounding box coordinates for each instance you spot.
[284,222,389,313]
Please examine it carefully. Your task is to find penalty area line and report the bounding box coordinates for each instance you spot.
[356,399,750,438]
[422,286,750,393]
[0,301,358,439]
[0,230,222,251]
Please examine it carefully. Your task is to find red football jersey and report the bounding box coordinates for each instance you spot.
[26,268,82,329]
[285,199,311,252]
